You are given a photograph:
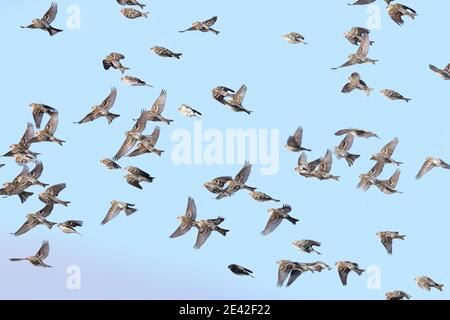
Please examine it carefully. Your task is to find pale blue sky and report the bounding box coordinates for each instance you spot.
[0,0,448,299]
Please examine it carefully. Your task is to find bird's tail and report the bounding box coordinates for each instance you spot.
[36,181,49,188]
[125,207,137,216]
[286,215,299,225]
[404,98,411,103]
[366,87,374,97]
[216,227,229,236]
[211,28,220,35]
[53,137,66,146]
[45,221,57,229]
[19,191,33,204]
[397,235,406,240]
[272,198,281,203]
[163,118,174,125]
[355,268,365,276]
[243,185,257,192]
[154,149,164,156]
[58,200,71,207]
[9,258,25,262]
[138,4,146,9]
[120,66,130,74]
[436,284,444,291]
[48,27,63,36]
[141,12,149,18]
[174,53,183,60]
[313,249,322,255]
[107,113,120,124]
[345,153,360,167]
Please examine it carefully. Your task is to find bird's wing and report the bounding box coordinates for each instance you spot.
[36,240,50,260]
[389,10,405,26]
[29,161,44,179]
[234,162,251,183]
[381,137,399,157]
[297,152,307,166]
[335,129,351,136]
[356,33,370,57]
[186,197,197,220]
[113,135,136,161]
[369,160,385,178]
[212,176,232,187]
[203,16,218,27]
[13,219,39,236]
[231,85,247,105]
[286,269,302,287]
[338,133,354,152]
[100,87,117,110]
[148,126,160,144]
[20,123,34,146]
[388,169,401,188]
[348,0,376,4]
[194,227,212,249]
[169,222,192,238]
[110,53,125,60]
[341,83,356,93]
[65,220,83,227]
[261,213,283,236]
[126,176,142,189]
[318,150,333,173]
[338,267,350,285]
[36,203,54,218]
[444,63,450,73]
[133,109,148,133]
[277,264,292,287]
[44,112,59,135]
[76,109,101,124]
[46,183,66,196]
[381,237,393,254]
[416,161,434,180]
[42,2,58,24]
[332,58,356,70]
[293,127,303,145]
[150,90,167,114]
[32,109,44,129]
[101,204,121,225]
[102,59,113,70]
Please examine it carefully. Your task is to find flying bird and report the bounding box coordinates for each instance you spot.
[282,32,307,44]
[292,240,322,255]
[347,0,376,5]
[170,197,197,238]
[21,2,62,36]
[343,27,373,46]
[112,109,147,161]
[380,89,411,102]
[429,63,450,80]
[224,85,252,114]
[75,87,119,124]
[143,90,174,125]
[102,201,137,225]
[332,33,377,70]
[121,76,153,87]
[415,276,443,292]
[100,158,121,170]
[228,264,254,278]
[3,122,40,165]
[123,166,154,189]
[10,240,52,268]
[295,152,322,178]
[116,0,146,9]
[385,290,411,300]
[387,2,417,26]
[29,103,58,129]
[193,216,229,249]
[371,137,402,165]
[178,104,202,119]
[357,159,385,191]
[11,204,55,237]
[212,86,235,106]
[127,126,164,157]
[341,72,373,96]
[30,112,65,146]
[334,133,360,167]
[416,157,450,180]
[335,128,379,139]
[57,220,83,235]
[335,261,365,286]
[179,16,220,35]
[285,127,311,152]
[217,162,256,199]
[261,204,298,236]
[374,169,402,194]
[203,176,232,199]
[376,231,406,254]
[249,191,280,202]
[38,183,70,206]
[103,53,129,74]
[121,8,149,19]
[310,150,340,181]
[276,260,296,287]
[151,46,182,59]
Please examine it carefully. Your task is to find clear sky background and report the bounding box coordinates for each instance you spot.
[0,0,448,300]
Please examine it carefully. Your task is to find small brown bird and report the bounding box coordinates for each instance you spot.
[75,87,119,124]
[335,128,379,139]
[375,169,402,194]
[332,33,377,70]
[151,46,182,59]
[387,2,417,26]
[343,27,373,46]
[342,72,373,96]
[306,261,332,273]
[38,183,70,206]
[21,2,62,36]
[100,158,121,170]
[123,166,154,189]
[285,262,312,287]
[121,8,149,19]
[218,162,256,199]
[385,290,411,300]
[285,127,311,152]
[121,75,153,87]
[179,16,220,35]
[380,89,411,102]
[12,204,55,237]
[102,201,137,225]
[276,260,296,287]
[282,32,307,44]
[10,240,52,268]
[30,112,65,146]
[225,85,253,114]
[193,217,229,249]
[310,150,340,181]
[203,176,232,198]
[295,152,322,177]
[116,0,146,9]
[357,159,385,191]
[57,220,83,235]
[144,90,174,125]
[292,240,322,255]
[212,86,235,105]
[334,133,360,167]
[112,109,147,161]
[335,261,365,286]
[371,137,402,166]
[103,53,129,74]
[127,126,164,157]
[30,103,58,129]
[416,157,450,180]
[228,264,254,278]
[429,63,450,80]
[415,276,444,292]
[170,197,197,238]
[261,204,298,236]
[178,104,202,119]
[376,231,406,254]
[3,122,40,165]
[249,191,280,203]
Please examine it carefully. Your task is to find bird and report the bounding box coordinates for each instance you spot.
[228,264,254,278]
[335,261,365,286]
[292,240,322,255]
[193,217,229,249]
[380,89,411,102]
[38,183,70,206]
[121,76,153,87]
[11,204,55,237]
[10,240,52,268]
[178,104,202,119]
[3,122,40,165]
[217,162,256,199]
[100,158,121,170]
[101,201,137,225]
[123,166,154,189]
[285,262,315,287]
[343,27,373,46]
[224,85,252,114]
[75,87,119,124]
[295,152,322,178]
[376,231,406,254]
[170,197,197,238]
[385,290,411,300]
[415,276,444,292]
[285,127,311,152]
[276,260,296,287]
[103,53,129,74]
[334,133,360,167]
[282,32,307,44]
[335,128,379,139]
[249,191,280,202]
[416,157,450,180]
[57,220,83,235]
[310,150,340,181]
[151,46,182,59]
[116,0,146,9]
[332,33,377,70]
[371,137,402,165]
[261,204,298,236]
[387,2,417,26]
[143,90,174,125]
[357,159,385,191]
[374,169,402,194]
[306,261,332,273]
[429,63,450,80]
[347,0,376,5]
[120,8,149,19]
[112,109,148,161]
[179,16,220,35]
[341,72,373,96]
[21,2,62,36]
[127,126,164,157]
[29,103,58,129]
[203,176,232,199]
[212,86,235,106]
[30,112,65,146]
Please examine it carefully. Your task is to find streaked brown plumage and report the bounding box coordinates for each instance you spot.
[102,201,137,225]
[3,122,40,165]
[123,166,154,189]
[388,3,417,26]
[261,204,298,236]
[429,63,450,80]
[341,72,373,96]
[12,204,55,236]
[121,8,148,19]
[112,109,147,161]
[100,158,121,170]
[193,217,229,249]
[415,276,444,292]
[285,127,311,152]
[217,162,256,199]
[380,89,411,102]
[116,0,146,9]
[334,133,360,167]
[10,240,52,268]
[371,137,402,165]
[103,53,129,74]
[75,87,119,125]
[376,231,406,254]
[127,126,164,157]
[385,290,411,300]
[335,261,365,286]
[57,220,83,235]
[151,46,182,59]
[249,191,280,202]
[357,159,385,191]
[335,128,379,139]
[38,183,70,206]
[343,27,373,46]
[295,152,321,177]
[170,197,197,238]
[332,33,377,70]
[292,240,322,255]
[374,169,402,194]
[416,157,450,180]
[30,103,57,129]
[310,150,340,181]
[179,16,219,35]
[143,90,174,125]
[228,264,254,278]
[20,2,62,36]
[30,112,65,146]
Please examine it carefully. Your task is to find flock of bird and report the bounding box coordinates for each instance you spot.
[3,0,448,300]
